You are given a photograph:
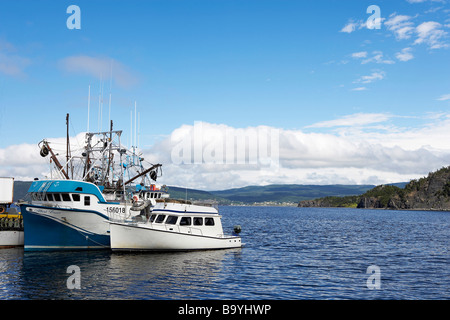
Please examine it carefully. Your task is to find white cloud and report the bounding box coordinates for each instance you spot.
[395,47,414,61]
[351,51,368,58]
[147,116,450,188]
[361,51,395,64]
[354,71,386,84]
[340,22,359,33]
[59,55,139,88]
[414,21,448,49]
[437,93,450,101]
[351,87,368,91]
[352,51,395,64]
[385,14,416,40]
[306,113,392,128]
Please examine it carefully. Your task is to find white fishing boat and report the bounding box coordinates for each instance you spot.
[109,200,242,251]
[1,177,24,248]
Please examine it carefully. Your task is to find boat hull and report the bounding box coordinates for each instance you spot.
[109,221,242,251]
[0,231,24,248]
[21,204,110,250]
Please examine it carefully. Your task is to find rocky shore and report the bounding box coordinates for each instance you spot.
[299,166,450,210]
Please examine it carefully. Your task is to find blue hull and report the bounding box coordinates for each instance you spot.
[21,205,110,251]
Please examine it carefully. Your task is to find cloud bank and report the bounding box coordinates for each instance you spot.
[2,113,450,190]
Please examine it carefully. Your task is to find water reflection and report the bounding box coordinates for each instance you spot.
[4,248,242,299]
[0,248,24,299]
[105,249,243,299]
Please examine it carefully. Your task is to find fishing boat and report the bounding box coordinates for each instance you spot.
[20,114,168,250]
[0,177,24,248]
[109,200,242,251]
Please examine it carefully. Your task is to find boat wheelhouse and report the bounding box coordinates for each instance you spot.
[109,201,242,251]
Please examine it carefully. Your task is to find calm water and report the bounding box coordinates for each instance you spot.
[0,207,448,300]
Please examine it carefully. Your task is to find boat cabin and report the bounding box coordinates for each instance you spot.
[139,202,225,238]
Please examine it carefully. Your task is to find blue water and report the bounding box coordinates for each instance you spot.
[0,207,448,300]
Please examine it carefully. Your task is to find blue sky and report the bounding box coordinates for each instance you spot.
[1,0,450,188]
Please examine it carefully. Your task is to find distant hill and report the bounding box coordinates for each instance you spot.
[299,166,450,210]
[210,184,374,204]
[12,181,374,205]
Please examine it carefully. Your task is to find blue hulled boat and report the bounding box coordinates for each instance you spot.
[21,118,167,250]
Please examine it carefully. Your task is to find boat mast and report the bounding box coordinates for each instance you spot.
[66,113,72,179]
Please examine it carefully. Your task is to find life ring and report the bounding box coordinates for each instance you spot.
[132,195,139,202]
[0,206,5,214]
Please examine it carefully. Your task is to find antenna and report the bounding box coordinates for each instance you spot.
[134,101,137,150]
[98,74,102,132]
[108,60,113,125]
[100,75,104,132]
[130,109,133,148]
[66,113,71,179]
[138,111,140,150]
[87,85,90,132]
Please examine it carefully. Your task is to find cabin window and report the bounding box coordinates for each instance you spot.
[180,217,191,226]
[165,216,178,225]
[155,214,166,223]
[150,214,157,222]
[46,194,54,201]
[72,194,80,202]
[54,194,61,201]
[62,193,71,201]
[84,196,90,206]
[193,217,203,226]
[205,218,215,226]
[158,193,161,198]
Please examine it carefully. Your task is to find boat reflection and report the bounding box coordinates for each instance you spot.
[106,249,243,299]
[14,248,242,299]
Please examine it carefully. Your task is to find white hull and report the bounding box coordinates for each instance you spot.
[0,231,24,247]
[109,221,242,251]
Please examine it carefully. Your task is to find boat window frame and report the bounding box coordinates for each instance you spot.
[155,214,166,223]
[165,215,178,225]
[71,194,80,202]
[179,217,191,226]
[54,193,61,201]
[205,217,215,226]
[61,193,71,201]
[150,214,157,222]
[193,217,203,226]
[84,196,90,206]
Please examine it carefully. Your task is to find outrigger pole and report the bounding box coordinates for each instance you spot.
[122,163,162,187]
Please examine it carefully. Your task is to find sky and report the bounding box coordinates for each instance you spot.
[0,0,450,190]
